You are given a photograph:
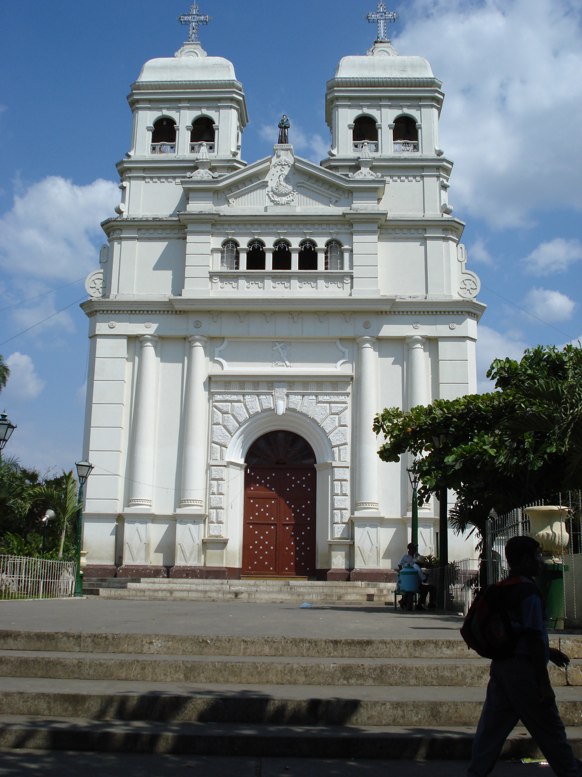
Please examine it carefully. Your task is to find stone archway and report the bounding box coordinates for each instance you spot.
[242,430,316,577]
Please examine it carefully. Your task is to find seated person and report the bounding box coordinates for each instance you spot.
[398,545,437,611]
[397,561,424,611]
[399,542,419,569]
[416,558,436,610]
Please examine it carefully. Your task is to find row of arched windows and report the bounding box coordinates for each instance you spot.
[151,116,215,154]
[220,239,344,271]
[150,114,419,155]
[353,114,418,153]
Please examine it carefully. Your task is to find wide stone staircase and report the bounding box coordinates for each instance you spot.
[83,577,396,605]
[0,626,581,759]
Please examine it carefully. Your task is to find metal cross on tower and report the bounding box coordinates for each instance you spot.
[178,3,210,44]
[366,2,398,42]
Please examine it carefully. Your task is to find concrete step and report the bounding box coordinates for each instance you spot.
[2,625,581,759]
[3,716,580,760]
[83,578,395,604]
[0,630,475,657]
[0,650,496,687]
[1,677,581,727]
[2,629,581,661]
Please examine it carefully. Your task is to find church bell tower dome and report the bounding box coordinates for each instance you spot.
[123,4,248,176]
[323,4,444,175]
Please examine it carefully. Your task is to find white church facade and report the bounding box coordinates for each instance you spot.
[81,4,484,580]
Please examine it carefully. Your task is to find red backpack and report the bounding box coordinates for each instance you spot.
[460,576,539,659]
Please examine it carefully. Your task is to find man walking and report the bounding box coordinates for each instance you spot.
[468,535,581,777]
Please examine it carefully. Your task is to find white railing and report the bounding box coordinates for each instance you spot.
[210,270,352,295]
[190,142,215,154]
[150,142,176,154]
[393,140,419,153]
[352,141,378,153]
[0,555,76,600]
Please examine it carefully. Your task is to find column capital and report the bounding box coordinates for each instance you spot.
[188,334,207,347]
[357,335,377,349]
[406,334,426,348]
[139,334,158,346]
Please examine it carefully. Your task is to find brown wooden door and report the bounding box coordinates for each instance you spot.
[242,432,316,577]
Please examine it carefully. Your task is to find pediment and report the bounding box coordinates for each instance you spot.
[213,147,354,209]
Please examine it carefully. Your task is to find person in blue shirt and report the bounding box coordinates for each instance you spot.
[468,535,580,777]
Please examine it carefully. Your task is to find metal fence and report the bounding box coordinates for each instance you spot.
[0,555,77,600]
[482,491,582,628]
[446,558,480,615]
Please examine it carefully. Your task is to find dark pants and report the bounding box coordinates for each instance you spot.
[468,656,580,777]
[419,583,436,607]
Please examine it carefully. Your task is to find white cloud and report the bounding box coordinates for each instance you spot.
[523,288,575,322]
[469,238,495,266]
[2,352,45,402]
[522,238,582,276]
[476,325,528,392]
[0,177,118,281]
[395,0,582,228]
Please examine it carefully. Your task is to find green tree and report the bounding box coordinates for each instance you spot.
[373,345,582,538]
[0,355,9,393]
[0,457,42,556]
[29,471,80,559]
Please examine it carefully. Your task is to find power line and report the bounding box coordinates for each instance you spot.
[0,297,86,347]
[0,277,85,314]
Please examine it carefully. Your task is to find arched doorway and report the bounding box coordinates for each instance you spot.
[242,430,316,577]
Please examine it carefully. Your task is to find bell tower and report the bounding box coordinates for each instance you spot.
[323,2,444,179]
[119,1,248,211]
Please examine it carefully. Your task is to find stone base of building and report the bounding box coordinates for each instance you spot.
[84,565,118,578]
[117,565,168,578]
[325,569,351,581]
[350,568,397,583]
[169,566,237,579]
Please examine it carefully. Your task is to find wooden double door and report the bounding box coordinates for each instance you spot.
[242,431,316,577]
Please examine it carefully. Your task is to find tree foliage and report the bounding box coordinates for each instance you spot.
[373,345,582,537]
[0,355,9,393]
[0,460,80,559]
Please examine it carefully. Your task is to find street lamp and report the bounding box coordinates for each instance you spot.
[0,411,16,455]
[74,460,94,597]
[406,465,420,549]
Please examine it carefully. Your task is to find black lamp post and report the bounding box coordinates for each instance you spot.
[406,465,420,549]
[74,460,94,597]
[432,434,448,610]
[0,412,16,457]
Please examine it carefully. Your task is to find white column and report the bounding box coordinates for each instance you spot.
[407,335,428,409]
[179,336,209,510]
[238,247,247,271]
[354,336,380,513]
[291,247,299,271]
[128,335,158,508]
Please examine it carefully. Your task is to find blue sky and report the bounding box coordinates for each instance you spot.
[1,0,581,476]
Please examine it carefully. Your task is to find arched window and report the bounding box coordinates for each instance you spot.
[393,116,419,152]
[246,239,266,271]
[298,239,318,271]
[190,116,215,153]
[272,239,291,271]
[325,240,343,271]
[353,115,378,153]
[151,117,176,154]
[221,239,239,270]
